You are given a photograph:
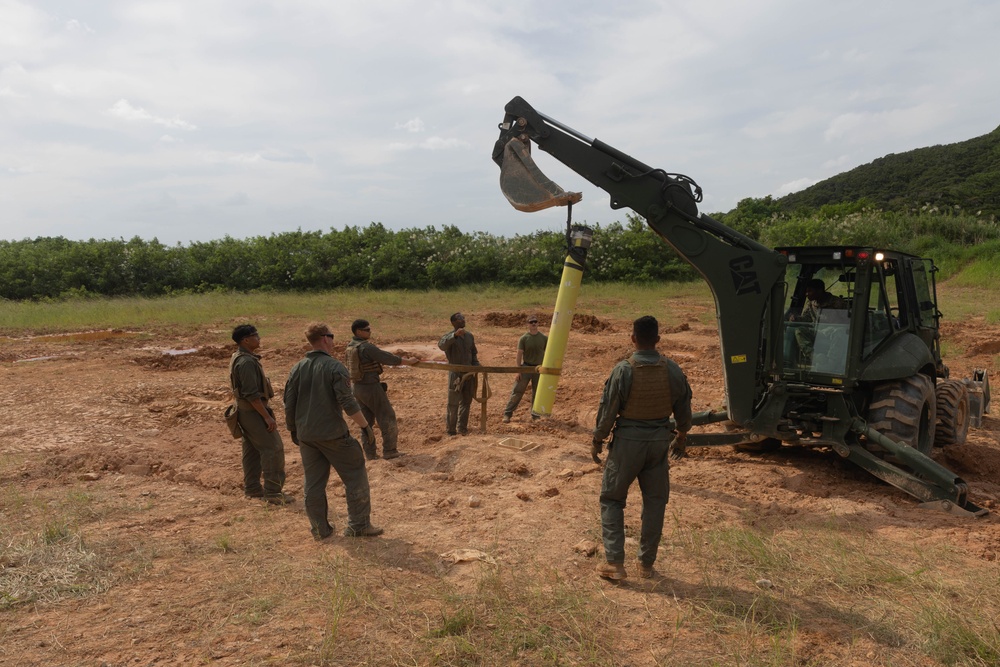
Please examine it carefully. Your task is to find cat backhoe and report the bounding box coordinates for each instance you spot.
[493,96,991,516]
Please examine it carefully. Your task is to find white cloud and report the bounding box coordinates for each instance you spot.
[421,137,471,150]
[774,177,818,196]
[108,99,198,131]
[741,107,827,141]
[0,62,30,98]
[261,149,312,164]
[841,48,869,64]
[65,19,94,34]
[822,155,853,170]
[200,151,264,165]
[0,2,51,50]
[143,191,178,212]
[824,105,944,145]
[0,0,998,244]
[396,118,425,133]
[388,137,472,151]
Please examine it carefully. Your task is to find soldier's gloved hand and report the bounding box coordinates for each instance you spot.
[290,431,299,445]
[362,424,375,445]
[591,437,604,464]
[669,432,688,460]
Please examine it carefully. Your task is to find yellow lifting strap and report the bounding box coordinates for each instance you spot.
[414,361,528,434]
[413,361,524,374]
[471,373,492,405]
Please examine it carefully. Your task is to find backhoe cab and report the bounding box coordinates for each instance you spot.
[493,96,991,516]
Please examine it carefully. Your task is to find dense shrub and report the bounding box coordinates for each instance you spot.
[2,206,999,300]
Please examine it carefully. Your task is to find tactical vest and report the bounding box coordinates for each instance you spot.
[619,356,673,420]
[229,350,274,408]
[346,340,383,382]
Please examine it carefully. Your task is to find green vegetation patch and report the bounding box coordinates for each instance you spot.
[421,567,613,666]
[1,528,114,609]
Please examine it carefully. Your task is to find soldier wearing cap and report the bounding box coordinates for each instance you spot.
[229,324,292,505]
[502,315,548,423]
[345,318,418,460]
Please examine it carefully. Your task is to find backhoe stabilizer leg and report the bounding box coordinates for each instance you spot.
[848,419,987,516]
[498,138,582,213]
[917,498,989,518]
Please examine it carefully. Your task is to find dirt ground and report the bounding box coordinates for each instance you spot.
[2,297,999,666]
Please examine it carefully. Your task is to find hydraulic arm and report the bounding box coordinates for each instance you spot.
[492,96,985,516]
[494,96,787,424]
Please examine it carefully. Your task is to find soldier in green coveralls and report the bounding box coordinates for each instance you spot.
[438,312,480,436]
[346,319,418,460]
[229,324,292,505]
[284,323,383,540]
[591,315,692,581]
[502,315,547,423]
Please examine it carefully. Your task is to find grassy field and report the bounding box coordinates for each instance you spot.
[2,277,997,336]
[0,282,714,337]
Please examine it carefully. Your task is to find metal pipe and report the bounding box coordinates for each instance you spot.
[533,226,593,416]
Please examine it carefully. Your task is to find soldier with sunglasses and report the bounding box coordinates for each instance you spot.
[346,319,418,460]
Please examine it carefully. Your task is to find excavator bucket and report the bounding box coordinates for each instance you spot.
[498,138,582,212]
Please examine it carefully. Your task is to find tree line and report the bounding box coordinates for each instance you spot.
[2,207,998,301]
[0,217,692,300]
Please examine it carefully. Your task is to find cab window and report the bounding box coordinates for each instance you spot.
[864,265,894,357]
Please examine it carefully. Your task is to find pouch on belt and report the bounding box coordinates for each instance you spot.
[224,404,243,439]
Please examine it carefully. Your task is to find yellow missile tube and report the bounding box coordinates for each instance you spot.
[532,227,593,416]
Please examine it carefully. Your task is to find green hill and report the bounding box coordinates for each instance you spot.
[777,124,1000,218]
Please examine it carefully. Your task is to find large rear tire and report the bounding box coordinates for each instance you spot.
[934,379,970,446]
[867,374,936,457]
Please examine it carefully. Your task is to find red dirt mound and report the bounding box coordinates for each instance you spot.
[483,311,614,333]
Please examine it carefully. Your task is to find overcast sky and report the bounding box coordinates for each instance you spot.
[2,0,998,245]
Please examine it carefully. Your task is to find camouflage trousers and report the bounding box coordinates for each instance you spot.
[447,372,478,435]
[298,436,372,539]
[237,405,286,496]
[599,433,670,566]
[353,382,399,459]
[503,367,540,417]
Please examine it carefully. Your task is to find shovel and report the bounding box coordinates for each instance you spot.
[498,138,582,213]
